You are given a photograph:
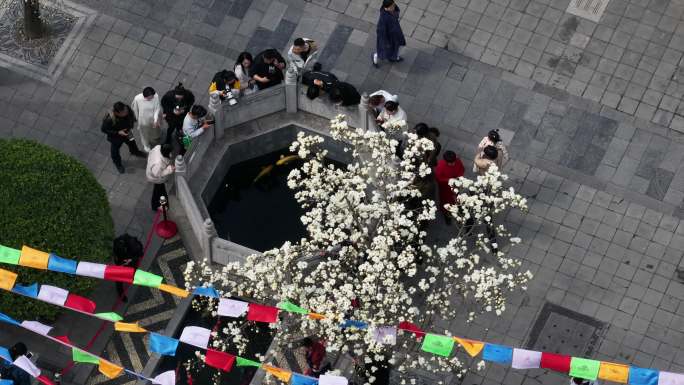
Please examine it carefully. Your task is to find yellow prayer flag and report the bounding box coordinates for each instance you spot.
[308,313,326,320]
[263,365,292,383]
[158,283,190,298]
[453,337,485,357]
[98,359,123,379]
[114,322,147,333]
[19,246,49,270]
[598,362,629,383]
[0,268,17,291]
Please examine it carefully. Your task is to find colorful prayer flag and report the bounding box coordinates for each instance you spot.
[98,359,124,379]
[340,320,367,329]
[152,370,176,385]
[47,254,77,274]
[0,268,17,291]
[482,343,513,364]
[236,357,261,367]
[54,335,72,344]
[218,298,248,317]
[192,286,219,298]
[0,245,20,265]
[0,379,13,385]
[247,303,279,323]
[20,321,52,336]
[308,313,326,320]
[397,321,425,338]
[599,362,630,383]
[421,333,455,357]
[454,337,485,357]
[95,312,123,322]
[36,375,55,385]
[133,270,163,287]
[204,349,235,372]
[103,265,136,283]
[114,322,147,333]
[12,283,38,297]
[540,352,571,373]
[264,365,292,383]
[64,293,96,313]
[319,374,348,385]
[0,346,12,362]
[570,357,601,381]
[13,356,40,377]
[158,284,190,298]
[277,301,308,314]
[179,326,211,348]
[19,246,49,270]
[72,349,99,365]
[37,285,68,306]
[149,333,179,356]
[372,326,397,345]
[630,367,659,385]
[511,348,541,369]
[0,312,19,326]
[75,262,106,279]
[291,374,318,385]
[658,372,684,385]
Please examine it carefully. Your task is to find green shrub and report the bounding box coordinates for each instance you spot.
[0,139,113,321]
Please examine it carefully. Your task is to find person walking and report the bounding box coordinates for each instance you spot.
[372,0,406,68]
[131,87,162,152]
[161,83,195,145]
[146,144,175,211]
[101,102,146,174]
[112,234,143,302]
[434,151,465,224]
[474,129,509,171]
[474,145,499,175]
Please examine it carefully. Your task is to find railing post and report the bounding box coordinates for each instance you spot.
[285,66,298,113]
[203,218,217,262]
[359,92,369,131]
[173,154,186,191]
[208,92,225,140]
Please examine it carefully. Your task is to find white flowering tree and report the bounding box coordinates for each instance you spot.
[183,115,530,383]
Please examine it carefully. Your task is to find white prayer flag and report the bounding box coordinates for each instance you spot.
[319,374,348,385]
[179,326,211,349]
[217,298,248,317]
[152,370,176,385]
[75,262,106,279]
[37,285,68,306]
[21,321,52,336]
[372,326,397,345]
[511,348,541,369]
[13,356,40,377]
[659,372,684,385]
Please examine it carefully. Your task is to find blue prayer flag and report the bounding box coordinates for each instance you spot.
[482,343,513,364]
[192,286,219,298]
[629,367,659,385]
[0,379,13,385]
[47,254,78,274]
[12,283,38,298]
[0,312,19,326]
[0,346,11,362]
[149,333,179,356]
[340,319,368,329]
[291,374,318,385]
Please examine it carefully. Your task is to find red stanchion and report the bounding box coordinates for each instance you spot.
[155,196,177,239]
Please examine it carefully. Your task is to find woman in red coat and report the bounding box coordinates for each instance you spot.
[434,151,464,224]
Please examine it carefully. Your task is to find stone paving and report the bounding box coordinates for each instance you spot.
[0,0,683,384]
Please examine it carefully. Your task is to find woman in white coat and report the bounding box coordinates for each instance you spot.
[131,87,162,152]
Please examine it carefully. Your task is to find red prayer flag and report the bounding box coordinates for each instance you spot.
[540,352,571,373]
[204,349,235,372]
[64,293,96,313]
[54,335,71,344]
[37,375,55,385]
[398,321,426,338]
[103,265,136,283]
[246,303,279,323]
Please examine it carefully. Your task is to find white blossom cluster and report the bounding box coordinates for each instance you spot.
[183,115,531,383]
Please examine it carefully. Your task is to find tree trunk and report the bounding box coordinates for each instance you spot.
[24,0,43,39]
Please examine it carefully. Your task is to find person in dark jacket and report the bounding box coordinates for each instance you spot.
[372,0,406,67]
[302,63,338,100]
[329,82,361,106]
[250,49,286,90]
[161,83,195,145]
[0,343,31,385]
[101,102,146,174]
[112,234,143,302]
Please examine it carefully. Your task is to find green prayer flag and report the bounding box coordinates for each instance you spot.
[0,245,20,265]
[96,312,123,322]
[72,348,99,364]
[236,357,261,367]
[569,357,600,380]
[277,301,308,314]
[133,270,163,288]
[421,333,455,357]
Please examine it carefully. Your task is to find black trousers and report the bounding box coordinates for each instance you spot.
[110,139,141,167]
[151,183,168,211]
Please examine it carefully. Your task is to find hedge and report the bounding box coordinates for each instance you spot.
[0,139,113,321]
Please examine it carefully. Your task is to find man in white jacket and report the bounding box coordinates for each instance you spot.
[146,144,175,211]
[131,87,162,152]
[287,37,317,74]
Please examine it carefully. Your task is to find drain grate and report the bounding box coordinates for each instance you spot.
[526,302,605,356]
[566,0,610,23]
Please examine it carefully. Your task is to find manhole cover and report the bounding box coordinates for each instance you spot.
[526,302,605,356]
[566,0,610,23]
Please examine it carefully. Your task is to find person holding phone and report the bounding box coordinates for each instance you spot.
[182,105,211,139]
[101,101,146,174]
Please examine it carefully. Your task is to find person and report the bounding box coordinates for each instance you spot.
[288,37,317,73]
[302,63,338,100]
[302,337,331,377]
[570,377,598,385]
[329,82,361,106]
[434,151,465,224]
[182,105,211,141]
[112,234,143,302]
[475,129,509,171]
[373,0,406,67]
[0,343,31,385]
[208,69,240,99]
[234,52,256,96]
[161,83,195,145]
[474,145,499,175]
[146,144,175,211]
[251,49,286,90]
[131,87,162,152]
[101,102,146,174]
[377,100,408,156]
[368,90,397,115]
[416,124,442,167]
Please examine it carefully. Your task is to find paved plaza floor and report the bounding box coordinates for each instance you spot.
[0,0,684,384]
